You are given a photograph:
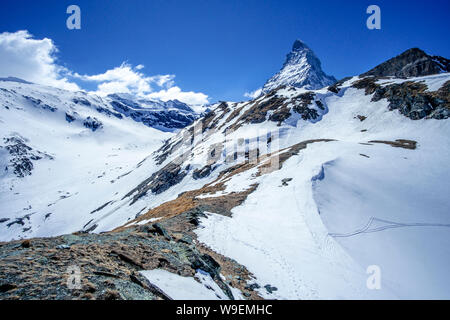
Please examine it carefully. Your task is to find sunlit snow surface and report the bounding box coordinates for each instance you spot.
[0,80,173,240]
[1,73,450,300]
[195,76,450,299]
[140,269,235,300]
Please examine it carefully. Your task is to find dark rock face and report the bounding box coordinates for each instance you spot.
[83,117,103,131]
[124,162,188,204]
[23,95,57,112]
[361,48,450,78]
[264,284,278,294]
[108,96,198,131]
[193,165,213,180]
[292,92,320,120]
[65,113,76,123]
[72,98,91,106]
[353,77,450,120]
[96,106,123,119]
[2,136,54,177]
[246,97,287,124]
[327,77,353,94]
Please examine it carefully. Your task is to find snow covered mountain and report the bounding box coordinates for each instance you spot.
[262,39,336,93]
[1,47,450,300]
[0,79,175,239]
[106,93,198,131]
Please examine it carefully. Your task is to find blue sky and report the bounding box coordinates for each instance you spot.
[0,0,449,103]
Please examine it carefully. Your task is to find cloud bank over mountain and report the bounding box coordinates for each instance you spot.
[0,30,209,105]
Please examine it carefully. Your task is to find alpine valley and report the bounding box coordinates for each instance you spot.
[0,40,449,300]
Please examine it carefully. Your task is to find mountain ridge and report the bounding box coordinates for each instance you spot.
[262,39,336,93]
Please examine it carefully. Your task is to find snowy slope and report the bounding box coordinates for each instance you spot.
[195,80,450,299]
[262,40,336,93]
[129,70,449,299]
[0,79,173,240]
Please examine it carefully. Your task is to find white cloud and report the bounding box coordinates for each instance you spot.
[244,88,262,99]
[145,86,209,105]
[76,63,208,105]
[0,30,80,91]
[0,30,209,105]
[75,63,158,95]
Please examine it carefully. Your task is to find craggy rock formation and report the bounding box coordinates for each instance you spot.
[262,39,336,93]
[83,116,103,132]
[361,48,450,78]
[353,77,450,120]
[1,136,54,177]
[0,210,258,300]
[108,94,198,131]
[124,162,189,205]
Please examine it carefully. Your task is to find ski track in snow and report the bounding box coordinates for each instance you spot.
[329,217,450,238]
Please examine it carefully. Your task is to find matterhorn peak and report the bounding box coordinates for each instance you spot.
[262,39,336,93]
[292,39,308,51]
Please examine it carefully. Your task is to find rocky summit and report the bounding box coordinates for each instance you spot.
[361,47,450,78]
[262,39,336,93]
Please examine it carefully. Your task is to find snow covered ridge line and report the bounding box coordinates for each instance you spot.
[0,79,200,132]
[152,71,449,173]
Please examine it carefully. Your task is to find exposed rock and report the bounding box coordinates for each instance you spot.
[0,283,17,293]
[2,136,53,177]
[23,95,57,112]
[245,283,261,291]
[236,96,288,126]
[264,284,278,294]
[353,77,449,120]
[107,94,198,131]
[102,289,121,300]
[152,223,172,241]
[292,92,320,120]
[193,165,213,180]
[369,139,417,150]
[20,240,31,248]
[328,77,352,94]
[361,48,450,78]
[65,113,76,123]
[262,39,336,93]
[96,106,123,119]
[72,97,91,106]
[124,162,188,205]
[355,115,367,121]
[83,117,103,131]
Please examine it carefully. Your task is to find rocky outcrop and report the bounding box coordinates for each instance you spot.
[0,199,260,300]
[353,77,449,120]
[193,165,213,180]
[23,95,57,112]
[107,94,198,131]
[361,48,450,78]
[124,162,189,205]
[2,136,54,177]
[83,117,103,131]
